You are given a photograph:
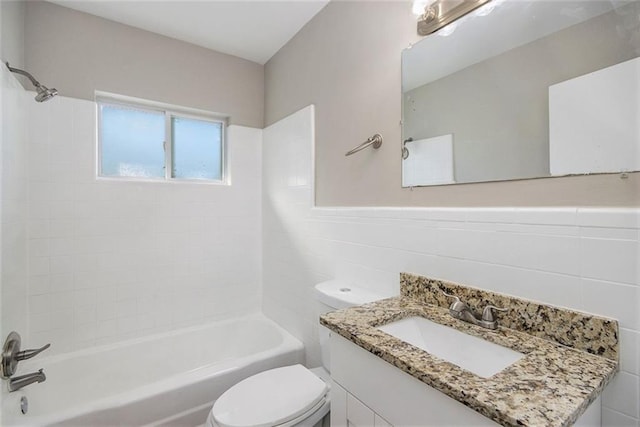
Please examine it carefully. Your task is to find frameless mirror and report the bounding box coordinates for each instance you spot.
[401,0,640,187]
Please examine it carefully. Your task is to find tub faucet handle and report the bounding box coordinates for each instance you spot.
[2,332,50,379]
[481,305,508,322]
[16,343,50,361]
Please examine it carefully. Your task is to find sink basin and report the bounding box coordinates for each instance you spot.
[377,316,524,378]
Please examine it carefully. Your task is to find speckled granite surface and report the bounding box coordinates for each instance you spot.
[320,273,619,427]
[401,273,619,361]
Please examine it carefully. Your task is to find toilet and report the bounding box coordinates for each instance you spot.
[206,280,386,427]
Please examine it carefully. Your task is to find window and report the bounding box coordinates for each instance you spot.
[98,96,226,182]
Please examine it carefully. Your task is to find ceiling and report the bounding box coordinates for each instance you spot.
[47,1,330,65]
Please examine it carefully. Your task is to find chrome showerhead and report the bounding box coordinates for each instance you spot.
[5,62,58,102]
[35,86,58,103]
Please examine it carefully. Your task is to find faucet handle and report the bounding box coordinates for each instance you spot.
[481,305,508,322]
[441,290,467,312]
[16,343,50,362]
[441,289,460,302]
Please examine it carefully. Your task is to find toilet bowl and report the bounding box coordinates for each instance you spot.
[206,365,330,427]
[206,280,388,427]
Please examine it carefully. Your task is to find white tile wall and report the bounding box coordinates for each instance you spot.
[23,95,262,353]
[262,106,640,425]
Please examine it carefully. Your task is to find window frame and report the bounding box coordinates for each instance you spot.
[96,94,228,184]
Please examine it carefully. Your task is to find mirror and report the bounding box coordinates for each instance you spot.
[401,0,640,187]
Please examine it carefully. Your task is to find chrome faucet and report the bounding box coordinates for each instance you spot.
[8,369,46,392]
[2,332,50,392]
[442,291,507,330]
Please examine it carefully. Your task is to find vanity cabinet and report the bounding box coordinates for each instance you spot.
[329,333,601,427]
[329,333,498,426]
[331,380,392,427]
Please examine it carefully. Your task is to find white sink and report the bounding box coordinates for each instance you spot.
[377,316,524,378]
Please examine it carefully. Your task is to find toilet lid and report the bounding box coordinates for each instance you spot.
[212,364,328,427]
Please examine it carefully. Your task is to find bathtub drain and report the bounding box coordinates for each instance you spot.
[20,396,28,414]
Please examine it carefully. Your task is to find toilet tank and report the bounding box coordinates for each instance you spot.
[314,280,388,371]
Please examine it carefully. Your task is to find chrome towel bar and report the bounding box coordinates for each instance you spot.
[345,134,383,156]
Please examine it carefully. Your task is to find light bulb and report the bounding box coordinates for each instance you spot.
[412,0,434,16]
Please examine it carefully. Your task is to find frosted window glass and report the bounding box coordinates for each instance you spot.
[171,116,223,180]
[100,104,165,178]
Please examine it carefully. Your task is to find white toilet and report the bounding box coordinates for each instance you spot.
[206,280,386,427]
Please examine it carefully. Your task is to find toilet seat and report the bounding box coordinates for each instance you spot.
[208,398,329,427]
[211,364,328,427]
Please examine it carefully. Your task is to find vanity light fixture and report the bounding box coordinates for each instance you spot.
[417,0,492,36]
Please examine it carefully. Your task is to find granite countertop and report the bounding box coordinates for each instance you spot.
[320,273,619,427]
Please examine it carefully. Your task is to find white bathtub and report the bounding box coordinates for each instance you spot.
[1,314,304,426]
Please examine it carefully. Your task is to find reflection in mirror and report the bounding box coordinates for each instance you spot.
[401,0,640,187]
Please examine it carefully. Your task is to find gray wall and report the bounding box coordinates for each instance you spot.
[404,7,639,184]
[265,1,640,207]
[1,1,26,86]
[24,1,264,128]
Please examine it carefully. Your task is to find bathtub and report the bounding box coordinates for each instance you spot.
[1,313,304,426]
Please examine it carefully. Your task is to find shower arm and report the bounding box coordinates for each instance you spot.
[5,63,44,89]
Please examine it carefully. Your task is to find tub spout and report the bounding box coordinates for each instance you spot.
[8,369,46,392]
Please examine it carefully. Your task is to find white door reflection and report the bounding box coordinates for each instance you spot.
[402,134,455,187]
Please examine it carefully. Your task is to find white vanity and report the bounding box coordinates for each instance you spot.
[329,332,602,427]
[330,332,498,426]
[321,273,617,427]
